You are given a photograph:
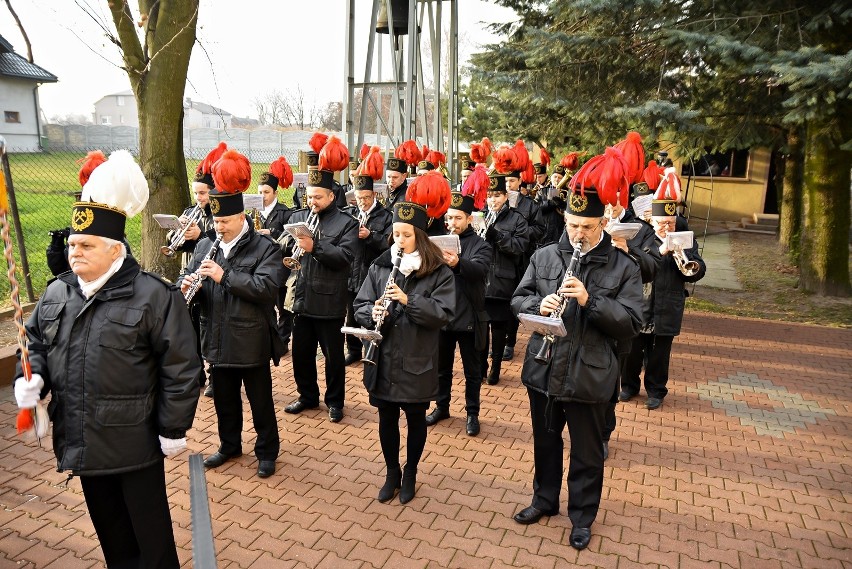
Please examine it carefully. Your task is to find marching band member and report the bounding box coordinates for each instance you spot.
[426,184,492,436]
[532,147,551,198]
[16,151,202,568]
[257,156,295,352]
[343,147,392,366]
[385,140,419,212]
[181,149,284,478]
[510,148,643,550]
[536,152,580,249]
[457,151,474,191]
[480,153,530,385]
[353,199,455,504]
[620,168,706,410]
[411,151,451,236]
[284,136,359,423]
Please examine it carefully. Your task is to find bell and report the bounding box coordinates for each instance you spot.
[376,0,409,36]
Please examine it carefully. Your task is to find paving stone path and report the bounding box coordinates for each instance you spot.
[0,310,849,568]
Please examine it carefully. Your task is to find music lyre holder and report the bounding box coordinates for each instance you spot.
[518,313,567,338]
[341,326,383,365]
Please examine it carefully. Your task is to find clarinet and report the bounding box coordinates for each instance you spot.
[534,241,582,364]
[362,253,404,366]
[183,234,223,305]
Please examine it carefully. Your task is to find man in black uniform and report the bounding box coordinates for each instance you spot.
[385,153,412,212]
[343,165,393,365]
[181,149,284,479]
[511,162,643,550]
[284,137,359,423]
[426,192,492,435]
[16,150,201,568]
[480,172,530,385]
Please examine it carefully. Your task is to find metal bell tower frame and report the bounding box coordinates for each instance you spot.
[343,0,459,173]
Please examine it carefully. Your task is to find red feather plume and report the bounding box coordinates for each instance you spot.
[539,147,551,168]
[521,160,535,184]
[643,160,663,190]
[614,131,645,184]
[197,141,228,176]
[406,170,451,219]
[561,152,581,171]
[513,140,530,172]
[309,132,329,155]
[421,145,430,161]
[212,149,252,193]
[394,140,422,165]
[426,150,446,168]
[359,143,370,160]
[462,163,489,210]
[77,150,107,187]
[568,147,629,207]
[318,136,350,172]
[269,156,293,189]
[655,167,681,201]
[469,137,492,164]
[358,146,384,180]
[493,145,519,174]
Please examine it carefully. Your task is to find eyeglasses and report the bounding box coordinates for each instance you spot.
[653,219,676,227]
[566,221,602,232]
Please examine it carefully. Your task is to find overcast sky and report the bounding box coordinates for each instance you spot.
[0,0,516,121]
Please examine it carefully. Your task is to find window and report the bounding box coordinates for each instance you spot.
[681,148,750,179]
[117,96,125,106]
[101,116,111,125]
[4,111,20,123]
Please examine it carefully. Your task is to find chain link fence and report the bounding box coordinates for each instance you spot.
[1,145,303,306]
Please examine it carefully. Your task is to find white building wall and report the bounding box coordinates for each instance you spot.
[0,77,41,149]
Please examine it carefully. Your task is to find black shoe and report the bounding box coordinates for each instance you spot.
[257,460,276,478]
[328,406,344,423]
[377,467,402,503]
[486,372,500,386]
[646,397,663,410]
[203,383,214,398]
[466,415,480,436]
[513,505,557,525]
[203,451,241,469]
[399,467,417,504]
[344,352,361,366]
[284,400,319,414]
[570,526,592,550]
[618,389,637,402]
[603,441,609,461]
[502,345,514,361]
[425,407,450,426]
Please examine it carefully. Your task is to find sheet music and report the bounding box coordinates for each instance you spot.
[152,214,182,230]
[606,222,643,240]
[430,234,461,254]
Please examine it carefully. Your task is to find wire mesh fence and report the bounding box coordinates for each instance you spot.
[1,145,304,306]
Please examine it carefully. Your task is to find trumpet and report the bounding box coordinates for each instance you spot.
[283,211,319,271]
[183,234,223,305]
[357,210,368,228]
[161,205,203,257]
[363,253,403,366]
[477,209,497,239]
[252,208,263,231]
[534,241,582,365]
[673,245,700,276]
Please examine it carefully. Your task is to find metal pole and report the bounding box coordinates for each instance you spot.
[357,0,382,152]
[430,1,442,154]
[448,0,458,176]
[343,0,356,151]
[404,0,418,140]
[0,139,34,302]
[189,454,217,568]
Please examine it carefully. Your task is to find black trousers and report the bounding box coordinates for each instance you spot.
[603,352,628,442]
[375,398,429,472]
[622,333,674,400]
[480,319,509,381]
[190,303,205,387]
[211,365,279,461]
[292,315,346,408]
[344,290,362,356]
[527,388,607,529]
[437,330,481,416]
[80,461,179,569]
[505,315,520,348]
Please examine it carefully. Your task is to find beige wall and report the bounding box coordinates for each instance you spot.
[672,147,771,222]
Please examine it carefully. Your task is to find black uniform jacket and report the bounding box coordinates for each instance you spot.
[512,233,643,403]
[170,204,214,267]
[183,227,284,367]
[288,205,359,318]
[344,204,393,292]
[514,193,545,250]
[20,258,202,475]
[619,209,661,285]
[535,191,567,248]
[354,249,455,403]
[384,179,409,213]
[484,204,530,301]
[650,235,706,336]
[262,202,292,241]
[446,227,492,333]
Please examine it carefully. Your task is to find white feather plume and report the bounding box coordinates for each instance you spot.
[81,150,149,217]
[655,166,681,202]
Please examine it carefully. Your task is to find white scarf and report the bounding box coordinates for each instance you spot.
[390,243,421,277]
[220,219,250,259]
[261,201,276,220]
[78,256,125,300]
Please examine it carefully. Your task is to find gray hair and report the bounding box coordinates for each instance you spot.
[100,236,127,259]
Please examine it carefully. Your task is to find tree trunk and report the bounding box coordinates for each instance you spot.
[800,103,852,297]
[778,128,803,266]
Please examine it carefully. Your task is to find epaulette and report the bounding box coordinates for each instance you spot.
[614,247,639,265]
[142,270,180,291]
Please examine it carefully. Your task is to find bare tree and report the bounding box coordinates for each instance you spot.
[318,102,342,131]
[4,0,33,63]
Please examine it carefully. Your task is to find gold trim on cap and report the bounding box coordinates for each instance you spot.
[569,193,588,213]
[664,202,676,215]
[398,205,415,221]
[308,169,323,185]
[210,198,221,215]
[71,207,94,231]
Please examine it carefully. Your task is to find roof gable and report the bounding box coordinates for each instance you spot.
[0,34,57,82]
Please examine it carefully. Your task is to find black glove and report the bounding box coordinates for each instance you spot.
[485,225,501,243]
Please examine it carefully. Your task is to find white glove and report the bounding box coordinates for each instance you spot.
[159,436,187,456]
[14,374,44,409]
[659,242,670,256]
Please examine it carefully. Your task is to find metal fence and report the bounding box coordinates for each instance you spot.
[1,145,304,305]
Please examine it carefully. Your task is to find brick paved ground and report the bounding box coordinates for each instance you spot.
[0,310,850,568]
